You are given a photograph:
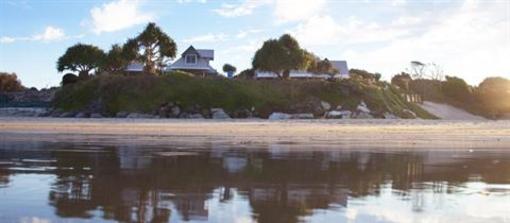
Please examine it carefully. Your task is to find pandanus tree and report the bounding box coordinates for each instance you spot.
[123,23,177,74]
[57,43,105,78]
[101,44,130,73]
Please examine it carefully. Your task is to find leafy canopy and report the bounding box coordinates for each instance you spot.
[101,44,129,73]
[252,34,305,78]
[123,22,177,74]
[0,72,25,92]
[223,64,237,73]
[57,43,105,76]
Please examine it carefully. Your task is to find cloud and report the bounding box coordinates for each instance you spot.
[32,26,65,41]
[235,29,263,39]
[184,33,228,44]
[274,0,326,23]
[88,0,153,34]
[0,37,16,44]
[176,0,207,3]
[290,15,411,46]
[213,0,271,17]
[342,0,510,84]
[0,26,74,44]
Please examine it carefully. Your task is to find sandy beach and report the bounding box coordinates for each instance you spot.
[1,117,509,149]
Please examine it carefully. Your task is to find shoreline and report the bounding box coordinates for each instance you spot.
[1,117,509,149]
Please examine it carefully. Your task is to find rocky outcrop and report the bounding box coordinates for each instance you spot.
[0,107,48,117]
[269,112,315,120]
[211,108,231,119]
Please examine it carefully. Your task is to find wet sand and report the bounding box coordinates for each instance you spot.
[1,117,509,149]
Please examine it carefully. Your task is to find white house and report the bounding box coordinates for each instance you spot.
[166,45,217,76]
[255,60,349,79]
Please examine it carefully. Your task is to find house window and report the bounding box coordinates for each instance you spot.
[185,54,197,64]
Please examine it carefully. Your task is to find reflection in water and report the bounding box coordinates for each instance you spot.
[0,141,510,223]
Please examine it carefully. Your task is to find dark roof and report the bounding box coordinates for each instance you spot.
[181,45,214,60]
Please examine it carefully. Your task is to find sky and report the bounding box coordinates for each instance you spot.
[0,0,509,89]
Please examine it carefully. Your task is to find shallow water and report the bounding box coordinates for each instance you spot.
[0,140,509,223]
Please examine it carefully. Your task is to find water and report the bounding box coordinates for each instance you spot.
[1,141,509,223]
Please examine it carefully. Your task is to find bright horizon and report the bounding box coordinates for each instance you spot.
[0,0,509,89]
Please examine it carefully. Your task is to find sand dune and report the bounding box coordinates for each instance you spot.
[419,101,486,120]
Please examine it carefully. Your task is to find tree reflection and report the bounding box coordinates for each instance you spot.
[1,143,509,223]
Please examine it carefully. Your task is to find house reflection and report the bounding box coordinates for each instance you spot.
[1,141,509,223]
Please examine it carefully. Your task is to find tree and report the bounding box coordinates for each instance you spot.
[477,77,510,116]
[391,72,412,91]
[252,34,305,79]
[222,64,236,73]
[442,76,471,102]
[123,23,177,74]
[57,43,105,78]
[409,61,426,79]
[315,58,338,78]
[61,73,79,86]
[101,44,130,73]
[0,72,25,92]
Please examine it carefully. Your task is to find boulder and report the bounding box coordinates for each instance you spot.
[326,111,343,119]
[116,111,129,118]
[291,113,314,119]
[354,112,373,119]
[268,112,292,120]
[170,106,181,117]
[126,113,154,119]
[188,113,205,119]
[75,112,88,118]
[59,112,76,118]
[357,101,371,113]
[383,112,398,119]
[320,101,331,111]
[211,108,231,119]
[402,109,417,118]
[90,113,103,118]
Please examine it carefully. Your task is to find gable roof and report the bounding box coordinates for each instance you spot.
[181,45,214,60]
[330,60,349,75]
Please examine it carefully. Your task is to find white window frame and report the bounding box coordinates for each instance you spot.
[185,54,197,64]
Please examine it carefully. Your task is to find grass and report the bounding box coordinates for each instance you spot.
[53,72,436,119]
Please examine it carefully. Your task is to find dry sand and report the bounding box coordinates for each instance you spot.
[419,101,486,120]
[1,117,509,150]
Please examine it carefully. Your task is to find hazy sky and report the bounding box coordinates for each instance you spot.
[0,0,509,88]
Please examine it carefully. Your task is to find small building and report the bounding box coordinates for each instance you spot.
[255,60,349,79]
[166,45,217,76]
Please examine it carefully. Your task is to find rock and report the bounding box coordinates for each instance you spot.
[188,113,205,119]
[59,112,76,118]
[170,106,181,117]
[357,101,370,113]
[383,112,398,119]
[75,112,88,118]
[402,109,417,118]
[211,108,231,119]
[291,113,314,119]
[116,111,129,118]
[288,98,324,116]
[90,113,103,118]
[0,107,47,117]
[320,101,331,111]
[336,105,342,110]
[326,111,343,119]
[269,112,292,120]
[126,113,154,119]
[232,108,252,118]
[354,112,373,119]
